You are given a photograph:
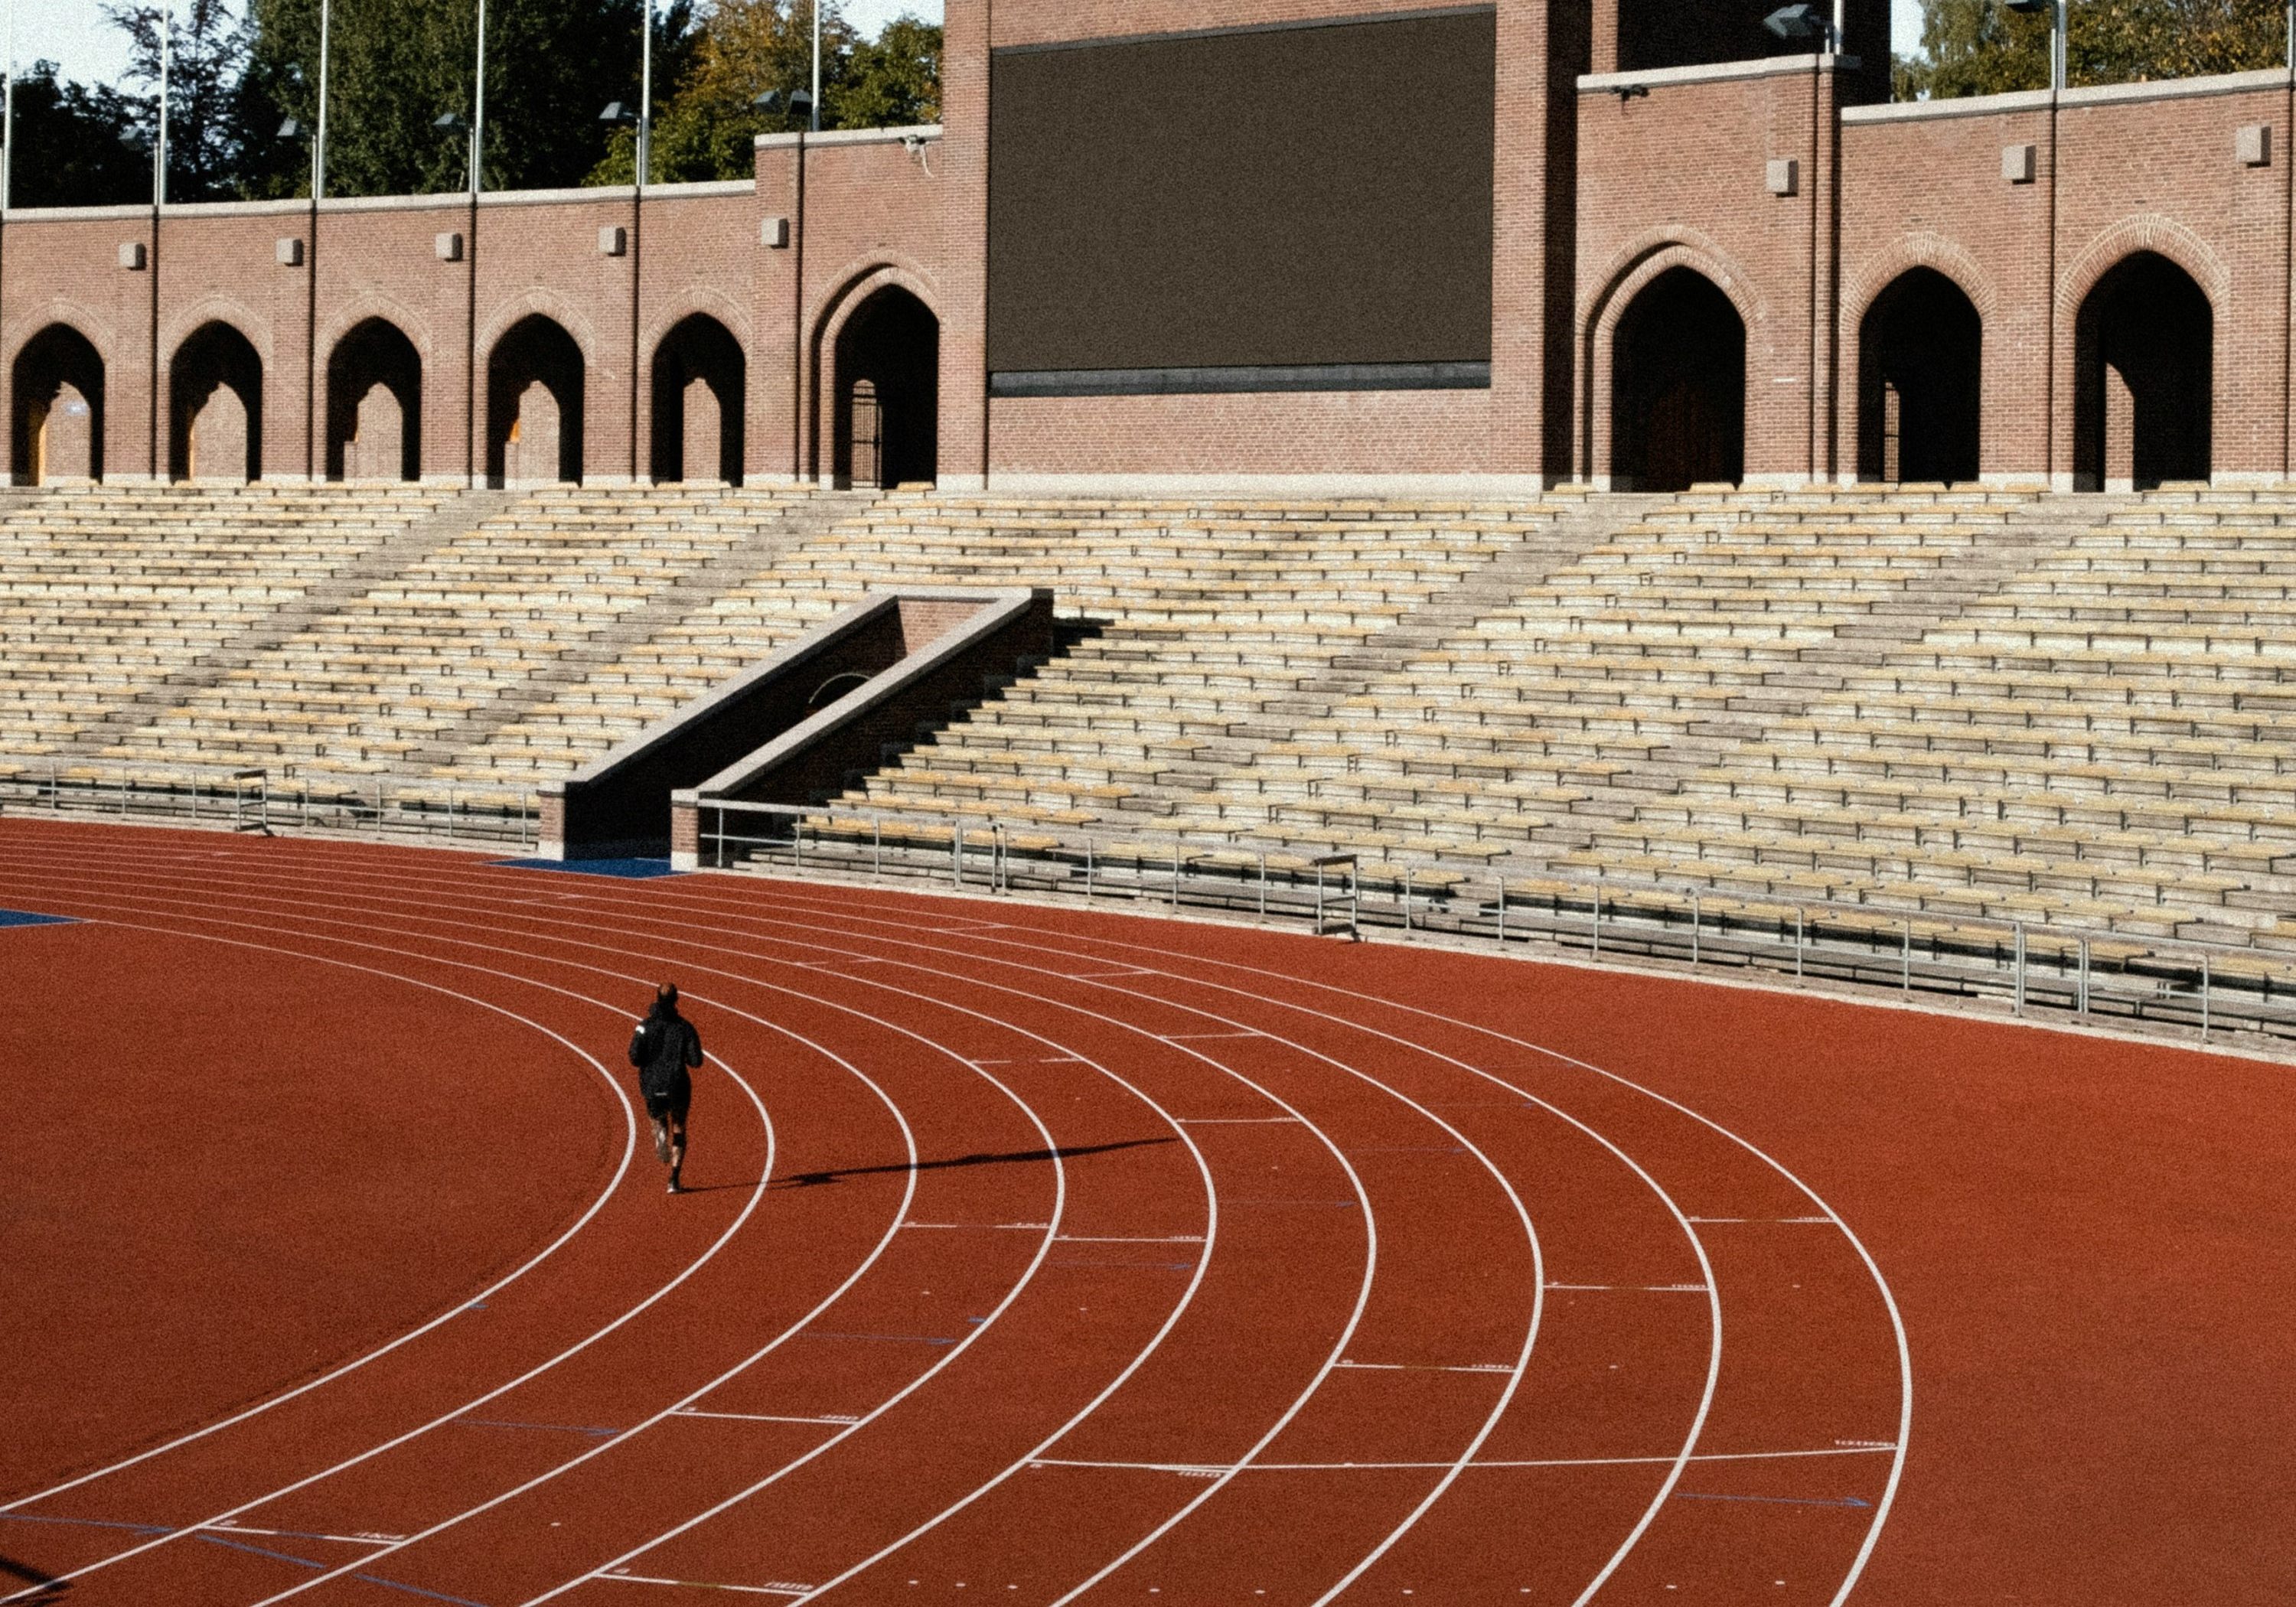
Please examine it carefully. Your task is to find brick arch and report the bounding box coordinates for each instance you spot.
[319,295,435,363]
[1843,232,2001,328]
[1582,235,1764,488]
[2055,214,2230,318]
[160,298,271,369]
[805,261,941,483]
[641,287,751,358]
[475,289,596,366]
[3,300,117,371]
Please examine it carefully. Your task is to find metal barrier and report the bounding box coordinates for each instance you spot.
[0,764,540,849]
[696,797,2296,1048]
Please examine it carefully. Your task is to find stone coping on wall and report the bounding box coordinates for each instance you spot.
[1848,65,2291,125]
[2,203,155,223]
[755,123,943,149]
[1579,54,1848,95]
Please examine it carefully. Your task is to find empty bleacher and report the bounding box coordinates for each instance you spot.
[11,480,2296,952]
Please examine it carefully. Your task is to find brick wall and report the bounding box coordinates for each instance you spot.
[5,15,2296,495]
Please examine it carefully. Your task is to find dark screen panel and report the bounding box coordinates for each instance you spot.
[989,9,1496,378]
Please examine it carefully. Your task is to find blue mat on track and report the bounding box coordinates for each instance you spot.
[0,909,76,928]
[491,857,683,881]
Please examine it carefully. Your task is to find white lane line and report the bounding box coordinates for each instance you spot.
[1333,1361,1514,1374]
[672,1410,856,1425]
[0,863,1082,1607]
[899,1221,1050,1231]
[240,848,1688,1605]
[0,901,780,1607]
[785,996,1380,1607]
[200,1523,404,1546]
[601,1574,807,1596]
[1055,1236,1205,1244]
[680,886,1724,1607]
[0,927,640,1529]
[914,899,1914,1607]
[61,845,1705,1605]
[1028,1446,1898,1473]
[1176,1116,1298,1124]
[2,846,1218,1607]
[1162,1032,1262,1041]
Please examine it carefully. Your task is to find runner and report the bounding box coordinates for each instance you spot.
[629,983,703,1194]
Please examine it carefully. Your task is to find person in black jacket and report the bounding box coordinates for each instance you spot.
[629,983,704,1194]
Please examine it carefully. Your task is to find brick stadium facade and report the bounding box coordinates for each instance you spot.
[0,0,2283,495]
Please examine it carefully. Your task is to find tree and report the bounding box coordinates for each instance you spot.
[1902,0,2285,98]
[238,0,652,198]
[103,0,253,200]
[5,61,155,207]
[589,2,941,185]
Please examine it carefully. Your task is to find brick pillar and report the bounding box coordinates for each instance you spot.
[1492,0,1589,486]
[938,0,991,491]
[670,795,701,872]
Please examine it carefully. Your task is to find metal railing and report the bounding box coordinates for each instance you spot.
[699,797,2296,1048]
[0,762,540,848]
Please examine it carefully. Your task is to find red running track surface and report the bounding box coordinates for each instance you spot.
[0,819,2287,1605]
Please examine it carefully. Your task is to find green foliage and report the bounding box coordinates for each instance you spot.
[1903,0,2288,98]
[6,61,155,207]
[589,2,942,185]
[104,0,252,200]
[241,0,651,197]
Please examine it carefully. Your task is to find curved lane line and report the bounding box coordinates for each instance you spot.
[69,844,1707,1606]
[0,924,641,1522]
[0,899,773,1602]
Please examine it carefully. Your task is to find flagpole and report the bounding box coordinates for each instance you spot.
[155,0,171,205]
[470,0,487,193]
[810,0,820,132]
[2,0,16,211]
[314,0,330,198]
[637,0,651,187]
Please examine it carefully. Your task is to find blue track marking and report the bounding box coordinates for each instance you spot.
[0,909,74,928]
[491,858,682,880]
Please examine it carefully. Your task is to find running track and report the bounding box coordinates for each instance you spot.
[0,819,2288,1605]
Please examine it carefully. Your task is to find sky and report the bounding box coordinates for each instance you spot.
[13,0,1920,93]
[12,0,947,86]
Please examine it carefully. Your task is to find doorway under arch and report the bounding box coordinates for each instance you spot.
[328,318,422,482]
[11,324,104,484]
[488,315,585,487]
[170,321,263,483]
[1858,268,1982,485]
[1610,266,1744,492]
[651,315,745,485]
[830,286,938,490]
[2074,252,2213,491]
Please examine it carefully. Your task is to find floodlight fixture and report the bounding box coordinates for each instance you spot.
[434,110,466,133]
[278,116,302,139]
[600,99,637,124]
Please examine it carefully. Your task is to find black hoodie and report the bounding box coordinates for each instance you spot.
[629,1000,703,1097]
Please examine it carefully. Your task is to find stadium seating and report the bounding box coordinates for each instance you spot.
[14,480,2296,950]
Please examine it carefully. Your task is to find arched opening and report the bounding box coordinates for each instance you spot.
[1858,268,1982,485]
[831,285,938,490]
[2074,252,2213,491]
[169,321,263,483]
[651,314,745,485]
[1610,266,1745,492]
[11,324,104,484]
[487,315,585,486]
[327,318,422,482]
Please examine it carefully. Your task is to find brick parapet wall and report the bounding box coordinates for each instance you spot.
[5,22,2296,494]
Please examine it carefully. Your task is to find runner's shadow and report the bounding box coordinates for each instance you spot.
[771,1136,1172,1189]
[0,1553,68,1600]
